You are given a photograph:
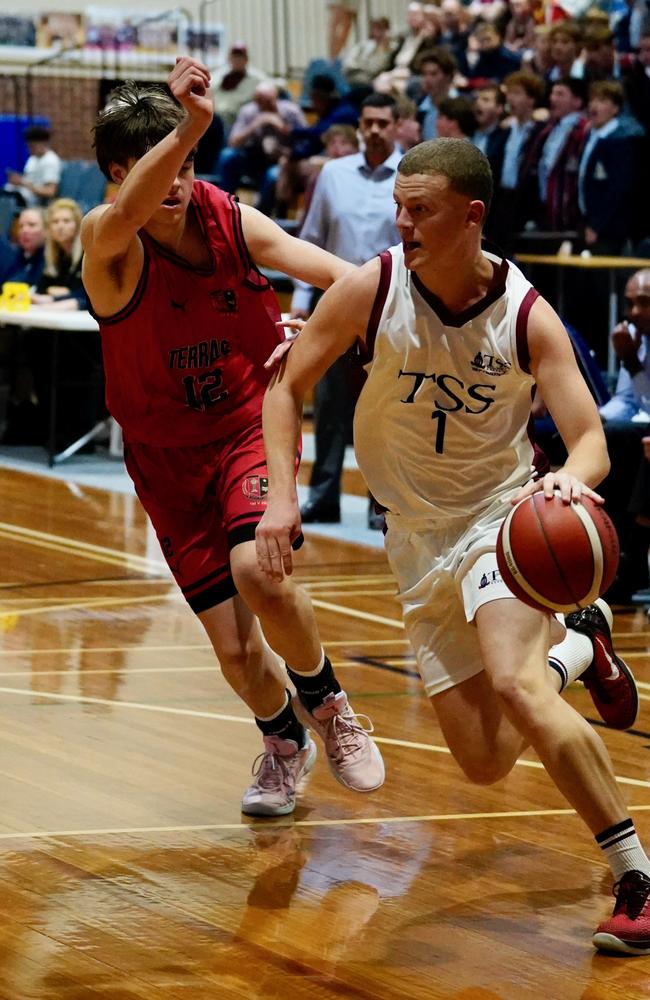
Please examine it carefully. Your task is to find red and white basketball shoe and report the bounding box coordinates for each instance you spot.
[593,870,650,954]
[565,598,638,730]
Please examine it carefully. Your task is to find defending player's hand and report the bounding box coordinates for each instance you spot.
[512,471,604,506]
[168,57,213,126]
[263,319,305,369]
[256,500,302,580]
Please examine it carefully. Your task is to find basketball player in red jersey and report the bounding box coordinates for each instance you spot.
[80,56,384,818]
[257,139,650,952]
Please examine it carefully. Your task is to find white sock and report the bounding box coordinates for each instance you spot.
[548,625,593,692]
[597,819,650,881]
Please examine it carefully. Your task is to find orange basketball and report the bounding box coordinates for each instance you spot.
[496,493,619,614]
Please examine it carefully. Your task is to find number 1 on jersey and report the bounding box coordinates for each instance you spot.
[431,409,446,454]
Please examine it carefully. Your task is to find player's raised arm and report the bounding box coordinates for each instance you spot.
[256,259,380,580]
[523,295,610,504]
[240,204,354,291]
[82,57,212,263]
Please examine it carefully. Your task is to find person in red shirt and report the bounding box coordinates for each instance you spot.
[81,56,385,817]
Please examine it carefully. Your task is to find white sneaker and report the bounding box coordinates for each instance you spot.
[241,735,317,817]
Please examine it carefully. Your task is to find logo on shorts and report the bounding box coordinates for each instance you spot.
[471,352,510,376]
[479,570,502,589]
[242,475,269,502]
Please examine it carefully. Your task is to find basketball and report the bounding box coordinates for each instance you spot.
[496,493,620,614]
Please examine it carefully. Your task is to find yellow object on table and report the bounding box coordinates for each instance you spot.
[0,282,30,311]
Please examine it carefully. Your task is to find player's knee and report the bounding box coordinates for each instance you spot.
[490,669,551,729]
[454,752,511,786]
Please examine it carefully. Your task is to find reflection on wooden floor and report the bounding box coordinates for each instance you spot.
[1,466,650,999]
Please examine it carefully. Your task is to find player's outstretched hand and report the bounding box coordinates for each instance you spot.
[168,56,213,125]
[263,318,305,369]
[256,499,302,580]
[512,471,604,506]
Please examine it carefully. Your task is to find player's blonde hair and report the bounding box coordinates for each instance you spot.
[399,138,493,215]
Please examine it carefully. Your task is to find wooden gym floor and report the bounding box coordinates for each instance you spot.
[1,465,650,999]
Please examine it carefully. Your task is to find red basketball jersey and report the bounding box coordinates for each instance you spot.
[97,181,283,447]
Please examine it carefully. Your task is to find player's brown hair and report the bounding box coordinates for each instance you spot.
[398,137,493,215]
[93,81,187,180]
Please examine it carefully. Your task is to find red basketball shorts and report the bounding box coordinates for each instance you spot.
[124,422,298,614]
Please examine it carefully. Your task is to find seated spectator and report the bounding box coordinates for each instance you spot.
[546,21,584,83]
[0,207,45,287]
[411,48,458,139]
[210,43,268,133]
[275,74,358,213]
[437,0,471,64]
[436,96,477,137]
[4,125,61,208]
[342,16,396,87]
[458,20,522,85]
[504,0,536,53]
[596,268,650,602]
[471,82,508,177]
[613,0,649,54]
[30,198,86,311]
[374,2,439,94]
[215,82,305,215]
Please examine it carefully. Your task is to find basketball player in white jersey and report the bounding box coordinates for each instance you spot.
[256,139,650,954]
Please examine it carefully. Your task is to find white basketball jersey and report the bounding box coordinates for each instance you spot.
[354,245,541,520]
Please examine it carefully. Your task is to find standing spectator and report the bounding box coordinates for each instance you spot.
[292,94,401,527]
[527,77,589,232]
[522,25,554,79]
[342,16,396,88]
[583,26,629,84]
[504,0,537,53]
[546,21,584,83]
[623,29,650,135]
[210,43,268,133]
[488,70,546,249]
[471,83,508,179]
[394,96,422,151]
[30,197,85,310]
[436,96,477,138]
[215,83,305,215]
[413,49,458,140]
[4,125,61,208]
[299,124,360,222]
[578,81,639,254]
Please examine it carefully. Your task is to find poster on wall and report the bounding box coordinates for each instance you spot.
[84,7,193,52]
[36,13,85,48]
[0,15,37,46]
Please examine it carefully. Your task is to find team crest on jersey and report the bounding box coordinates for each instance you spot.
[471,352,510,376]
[210,289,238,313]
[242,475,269,503]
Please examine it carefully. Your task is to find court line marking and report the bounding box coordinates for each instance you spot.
[0,639,413,656]
[311,599,404,629]
[0,686,648,789]
[0,530,155,574]
[0,659,374,679]
[1,805,650,842]
[0,522,166,573]
[0,594,179,621]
